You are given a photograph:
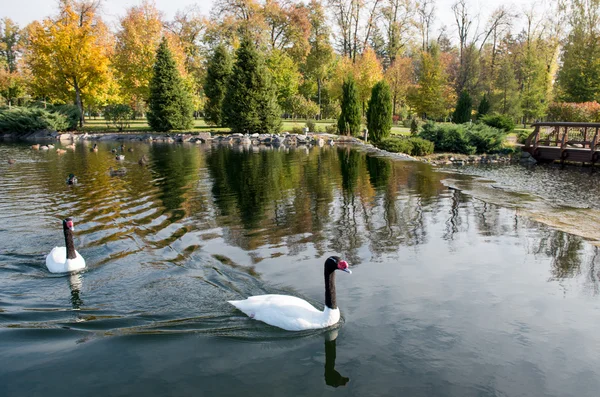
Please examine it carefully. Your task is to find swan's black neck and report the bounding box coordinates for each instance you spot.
[325,268,337,309]
[64,224,76,260]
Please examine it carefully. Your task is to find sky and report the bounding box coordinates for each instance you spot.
[2,0,546,39]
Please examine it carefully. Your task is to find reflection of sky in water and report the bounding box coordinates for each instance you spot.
[0,142,599,397]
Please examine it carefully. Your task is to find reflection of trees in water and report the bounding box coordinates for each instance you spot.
[150,144,201,221]
[535,227,584,279]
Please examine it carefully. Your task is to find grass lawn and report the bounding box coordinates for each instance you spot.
[82,117,412,136]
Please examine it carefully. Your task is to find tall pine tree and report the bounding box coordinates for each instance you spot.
[453,90,472,124]
[204,44,232,126]
[147,37,194,132]
[367,80,392,142]
[337,77,361,136]
[222,37,281,134]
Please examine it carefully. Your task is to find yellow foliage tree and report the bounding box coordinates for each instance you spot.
[24,0,112,126]
[113,0,163,115]
[355,47,383,113]
[384,57,415,116]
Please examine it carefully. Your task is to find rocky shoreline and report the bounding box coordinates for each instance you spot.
[5,129,531,165]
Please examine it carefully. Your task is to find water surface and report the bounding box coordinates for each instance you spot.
[1,141,599,397]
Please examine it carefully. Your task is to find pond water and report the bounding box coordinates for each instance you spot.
[1,141,599,397]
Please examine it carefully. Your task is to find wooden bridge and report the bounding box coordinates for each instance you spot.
[523,122,600,164]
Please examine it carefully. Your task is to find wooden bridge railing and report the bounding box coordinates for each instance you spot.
[524,122,600,163]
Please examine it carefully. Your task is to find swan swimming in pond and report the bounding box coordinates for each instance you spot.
[45,218,86,273]
[228,256,351,331]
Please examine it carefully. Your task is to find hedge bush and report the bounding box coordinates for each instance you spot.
[377,136,434,156]
[481,114,515,132]
[0,107,71,135]
[419,121,506,154]
[409,136,435,156]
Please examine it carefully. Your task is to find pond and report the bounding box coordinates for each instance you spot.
[1,141,599,397]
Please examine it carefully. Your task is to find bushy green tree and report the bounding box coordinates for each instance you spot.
[147,38,194,131]
[337,77,361,135]
[493,57,521,118]
[366,80,393,142]
[222,37,281,134]
[203,44,232,126]
[453,90,472,123]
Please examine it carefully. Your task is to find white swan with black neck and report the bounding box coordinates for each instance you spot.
[45,218,86,273]
[228,256,351,331]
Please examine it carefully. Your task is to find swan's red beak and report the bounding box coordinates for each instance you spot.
[66,220,74,231]
[338,260,351,274]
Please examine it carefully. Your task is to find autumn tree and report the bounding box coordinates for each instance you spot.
[355,47,384,114]
[303,0,334,118]
[338,76,361,135]
[412,45,448,119]
[113,1,163,115]
[0,18,25,107]
[367,80,393,141]
[266,49,301,112]
[222,37,281,134]
[25,0,112,126]
[147,38,194,131]
[203,44,232,126]
[384,56,414,116]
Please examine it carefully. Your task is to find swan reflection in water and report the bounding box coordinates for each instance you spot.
[324,329,350,388]
[68,272,83,310]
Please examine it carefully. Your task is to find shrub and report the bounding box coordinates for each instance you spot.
[419,121,506,154]
[29,102,80,130]
[376,136,434,156]
[409,137,434,156]
[325,124,337,134]
[516,129,531,144]
[547,101,600,122]
[410,118,419,135]
[419,122,475,154]
[366,80,393,142]
[290,126,304,134]
[49,104,80,131]
[466,124,507,153]
[104,104,133,131]
[0,107,70,135]
[481,114,515,132]
[377,137,413,154]
[305,119,316,132]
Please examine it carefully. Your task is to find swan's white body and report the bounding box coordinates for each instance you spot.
[45,247,86,273]
[229,294,341,331]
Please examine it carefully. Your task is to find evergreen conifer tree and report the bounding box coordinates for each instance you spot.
[452,90,472,124]
[204,44,232,126]
[366,80,392,142]
[147,37,194,131]
[222,37,281,134]
[337,77,361,135]
[477,94,490,119]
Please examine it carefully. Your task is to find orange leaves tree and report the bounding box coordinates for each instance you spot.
[24,0,112,127]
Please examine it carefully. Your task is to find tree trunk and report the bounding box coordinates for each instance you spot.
[74,77,84,127]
